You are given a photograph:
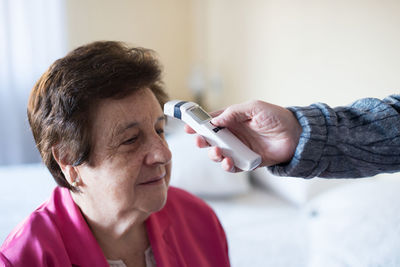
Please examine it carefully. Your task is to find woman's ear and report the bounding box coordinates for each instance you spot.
[52,146,79,185]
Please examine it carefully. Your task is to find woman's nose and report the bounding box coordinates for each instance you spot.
[145,136,172,166]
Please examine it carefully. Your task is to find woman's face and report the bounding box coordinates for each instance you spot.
[76,88,172,219]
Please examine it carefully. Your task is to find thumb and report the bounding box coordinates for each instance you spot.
[211,102,254,127]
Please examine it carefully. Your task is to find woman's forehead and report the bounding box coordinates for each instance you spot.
[92,89,163,129]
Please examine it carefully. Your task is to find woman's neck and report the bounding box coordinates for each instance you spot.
[71,192,150,266]
[95,222,149,265]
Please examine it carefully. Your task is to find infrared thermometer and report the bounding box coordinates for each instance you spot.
[164,100,262,171]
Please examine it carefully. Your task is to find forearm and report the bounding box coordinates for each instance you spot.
[269,95,400,178]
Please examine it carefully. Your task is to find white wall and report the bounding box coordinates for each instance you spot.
[65,0,195,101]
[201,0,400,109]
[65,0,400,109]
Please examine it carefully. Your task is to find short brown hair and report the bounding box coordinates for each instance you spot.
[28,41,168,191]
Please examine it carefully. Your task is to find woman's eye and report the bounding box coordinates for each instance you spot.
[156,129,164,135]
[122,136,138,145]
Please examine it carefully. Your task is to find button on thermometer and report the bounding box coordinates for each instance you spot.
[164,100,262,171]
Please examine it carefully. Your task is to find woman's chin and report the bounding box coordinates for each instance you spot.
[137,185,169,214]
[153,186,169,211]
[152,196,168,213]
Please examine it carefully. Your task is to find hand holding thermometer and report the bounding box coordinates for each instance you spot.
[164,100,262,171]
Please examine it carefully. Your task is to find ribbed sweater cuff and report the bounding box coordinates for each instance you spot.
[268,105,328,178]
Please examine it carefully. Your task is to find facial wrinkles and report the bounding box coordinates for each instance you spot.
[131,123,165,167]
[89,89,167,170]
[91,101,139,165]
[109,120,165,173]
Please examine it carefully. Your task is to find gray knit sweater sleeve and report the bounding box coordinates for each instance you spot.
[268,95,400,178]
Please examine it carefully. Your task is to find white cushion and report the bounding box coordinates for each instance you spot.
[306,174,400,267]
[251,168,359,206]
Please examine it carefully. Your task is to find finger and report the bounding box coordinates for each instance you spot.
[209,109,225,118]
[208,147,224,162]
[221,157,240,173]
[211,101,256,126]
[184,124,196,134]
[195,135,210,148]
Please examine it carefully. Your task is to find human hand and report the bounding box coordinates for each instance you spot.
[184,100,302,172]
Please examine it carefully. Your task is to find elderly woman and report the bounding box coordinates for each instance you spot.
[0,41,230,267]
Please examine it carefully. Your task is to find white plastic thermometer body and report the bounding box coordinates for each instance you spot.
[164,100,262,171]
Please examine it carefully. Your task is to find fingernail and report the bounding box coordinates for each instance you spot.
[211,118,220,125]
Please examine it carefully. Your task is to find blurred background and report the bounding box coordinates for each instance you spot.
[1,1,400,266]
[1,0,399,166]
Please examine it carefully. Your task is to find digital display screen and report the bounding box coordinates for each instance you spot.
[188,106,211,122]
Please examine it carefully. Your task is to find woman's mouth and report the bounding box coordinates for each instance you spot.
[138,174,165,186]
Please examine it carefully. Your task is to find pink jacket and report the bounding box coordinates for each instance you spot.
[0,186,230,267]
